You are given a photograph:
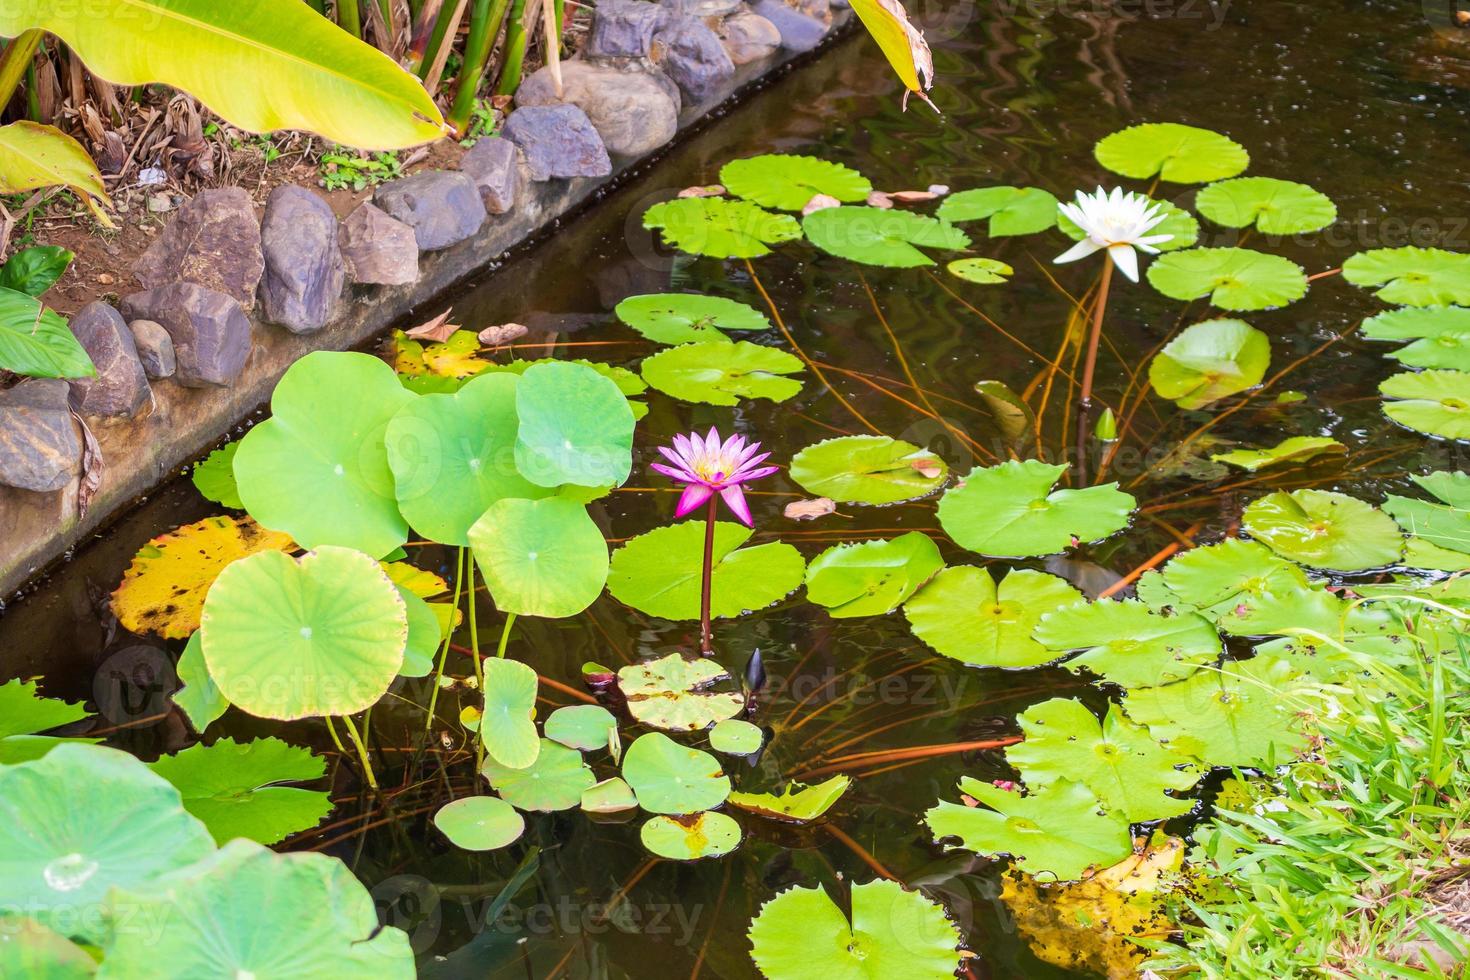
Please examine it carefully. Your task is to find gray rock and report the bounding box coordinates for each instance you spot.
[501,105,613,181]
[133,188,264,310]
[718,11,782,65]
[66,302,150,418]
[119,284,252,388]
[340,202,420,286]
[587,0,670,58]
[653,16,735,103]
[0,379,79,492]
[257,185,345,334]
[750,0,830,51]
[516,62,678,158]
[665,0,742,16]
[129,319,176,380]
[459,137,521,214]
[374,171,487,252]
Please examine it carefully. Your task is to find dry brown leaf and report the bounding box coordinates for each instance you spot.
[406,309,460,342]
[910,457,943,479]
[477,322,529,346]
[889,189,940,203]
[802,193,842,216]
[73,412,102,519]
[785,497,836,521]
[678,184,726,198]
[866,190,894,209]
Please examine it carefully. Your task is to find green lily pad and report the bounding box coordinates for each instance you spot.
[1194,177,1336,234]
[1242,489,1403,571]
[720,154,872,210]
[544,704,617,752]
[0,679,86,740]
[1383,332,1470,370]
[937,460,1135,558]
[200,546,408,720]
[903,566,1084,667]
[1384,489,1470,557]
[481,739,594,812]
[0,916,96,978]
[173,632,228,734]
[608,521,805,620]
[1343,247,1470,306]
[1035,599,1220,688]
[99,839,413,978]
[513,360,635,490]
[1380,369,1470,440]
[1209,436,1346,472]
[641,812,742,860]
[946,257,1014,283]
[148,737,331,846]
[728,775,851,822]
[384,372,551,547]
[975,379,1038,445]
[1125,656,1311,768]
[621,732,730,814]
[926,778,1132,881]
[1094,123,1249,183]
[641,340,804,406]
[789,435,947,504]
[1146,248,1308,311]
[804,531,944,618]
[1008,699,1200,822]
[582,777,639,814]
[0,744,215,942]
[1148,318,1270,410]
[709,719,764,755]
[749,878,961,980]
[468,497,609,618]
[643,197,802,259]
[1147,538,1314,623]
[802,207,970,268]
[479,658,540,770]
[433,796,525,851]
[1057,195,1199,252]
[1361,305,1470,341]
[614,293,770,345]
[467,357,649,419]
[397,586,442,678]
[234,351,415,558]
[191,441,242,509]
[937,186,1060,236]
[617,654,745,731]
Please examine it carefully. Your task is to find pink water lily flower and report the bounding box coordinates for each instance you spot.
[652,427,778,526]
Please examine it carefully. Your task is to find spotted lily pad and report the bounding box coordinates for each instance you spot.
[936,186,1060,236]
[903,566,1084,667]
[1058,195,1198,252]
[481,739,594,812]
[608,521,805,621]
[621,732,730,814]
[946,257,1014,283]
[1094,123,1249,183]
[804,532,944,618]
[1146,248,1307,311]
[937,460,1135,558]
[709,719,764,755]
[802,207,970,267]
[728,775,851,822]
[1194,177,1336,234]
[433,796,524,851]
[720,155,872,210]
[1035,599,1220,688]
[1209,436,1346,472]
[1148,318,1270,410]
[1343,247,1470,306]
[641,340,805,405]
[480,658,540,770]
[1242,489,1403,571]
[643,197,802,259]
[789,435,947,504]
[544,704,617,752]
[191,441,242,509]
[617,654,744,731]
[1380,369,1470,440]
[468,497,609,618]
[614,293,770,345]
[641,812,742,860]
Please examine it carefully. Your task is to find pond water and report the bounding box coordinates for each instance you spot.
[6,0,1470,975]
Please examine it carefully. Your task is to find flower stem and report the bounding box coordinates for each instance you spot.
[700,496,717,654]
[1076,260,1114,485]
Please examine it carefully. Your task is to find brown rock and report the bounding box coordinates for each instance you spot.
[0,379,80,493]
[119,284,252,388]
[340,203,420,286]
[133,188,264,310]
[67,302,150,418]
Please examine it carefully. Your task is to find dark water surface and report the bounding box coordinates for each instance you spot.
[7,0,1470,975]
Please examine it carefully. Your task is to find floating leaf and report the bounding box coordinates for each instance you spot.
[0,679,87,741]
[148,737,331,845]
[481,739,594,812]
[720,155,872,210]
[397,587,441,678]
[1006,699,1200,822]
[975,379,1038,445]
[433,796,524,851]
[789,435,947,504]
[642,197,801,259]
[903,566,1083,667]
[937,460,1135,558]
[1384,490,1470,558]
[728,775,851,822]
[234,352,416,558]
[1035,599,1220,688]
[473,357,649,420]
[191,441,242,509]
[804,532,944,618]
[1146,247,1307,311]
[110,515,295,640]
[1093,123,1249,183]
[614,293,769,345]
[1194,177,1336,234]
[1242,489,1403,571]
[641,812,742,860]
[608,521,805,621]
[616,654,744,731]
[1209,436,1346,472]
[0,915,95,978]
[946,257,1014,283]
[749,878,961,980]
[641,340,804,405]
[802,206,969,267]
[200,546,408,720]
[514,361,635,490]
[621,732,730,814]
[937,186,1060,236]
[479,659,540,770]
[1058,195,1198,252]
[173,633,228,734]
[544,704,617,752]
[1148,318,1270,410]
[926,778,1132,881]
[468,497,609,618]
[1148,538,1313,623]
[1343,247,1470,306]
[581,777,639,814]
[709,719,764,755]
[1380,369,1470,440]
[1361,305,1470,341]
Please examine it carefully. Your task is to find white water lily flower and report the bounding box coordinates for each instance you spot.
[1054,186,1174,282]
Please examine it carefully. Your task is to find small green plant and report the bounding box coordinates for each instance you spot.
[457,97,499,146]
[317,148,404,192]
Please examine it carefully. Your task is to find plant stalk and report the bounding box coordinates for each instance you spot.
[337,0,363,37]
[1075,260,1114,485]
[448,0,511,133]
[304,0,327,13]
[494,0,531,96]
[496,612,516,658]
[338,713,379,791]
[0,31,44,115]
[699,496,717,654]
[424,546,467,732]
[421,0,469,92]
[468,562,486,769]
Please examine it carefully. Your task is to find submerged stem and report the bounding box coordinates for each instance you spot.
[338,713,379,791]
[700,497,717,655]
[424,546,467,733]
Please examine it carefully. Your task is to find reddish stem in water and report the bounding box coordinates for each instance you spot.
[700,496,717,654]
[1080,260,1114,409]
